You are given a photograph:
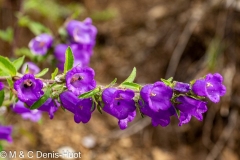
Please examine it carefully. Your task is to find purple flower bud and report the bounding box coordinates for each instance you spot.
[118,111,136,130]
[66,18,97,45]
[28,34,53,55]
[139,100,175,127]
[14,74,44,103]
[102,88,136,129]
[59,91,93,123]
[140,82,173,112]
[192,73,226,103]
[0,82,4,90]
[12,100,42,122]
[175,96,207,126]
[37,98,59,119]
[54,44,91,71]
[21,62,40,74]
[0,125,13,142]
[66,66,96,96]
[173,81,190,93]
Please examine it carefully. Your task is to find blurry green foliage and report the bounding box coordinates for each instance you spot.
[23,0,84,22]
[206,38,224,70]
[0,27,13,43]
[90,8,118,21]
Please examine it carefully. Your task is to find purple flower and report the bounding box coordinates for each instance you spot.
[102,88,136,129]
[140,82,173,112]
[192,73,226,103]
[12,100,42,122]
[173,81,190,93]
[175,96,207,126]
[37,98,59,119]
[66,18,97,46]
[0,82,4,90]
[139,100,175,127]
[66,66,96,96]
[21,62,40,74]
[29,34,53,55]
[0,125,13,142]
[14,74,43,103]
[118,111,136,130]
[54,44,91,71]
[59,91,93,123]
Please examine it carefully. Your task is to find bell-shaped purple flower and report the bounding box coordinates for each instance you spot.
[14,74,43,103]
[175,96,207,126]
[12,100,42,122]
[59,91,93,123]
[0,82,4,90]
[0,125,13,142]
[118,111,136,130]
[21,62,40,74]
[102,88,136,129]
[173,81,190,93]
[139,100,175,127]
[66,66,96,96]
[29,34,53,55]
[37,98,59,119]
[54,43,91,71]
[140,82,173,112]
[66,18,97,46]
[192,73,226,103]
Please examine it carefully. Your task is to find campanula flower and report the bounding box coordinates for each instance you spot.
[66,18,97,46]
[21,62,40,74]
[192,73,226,103]
[140,82,173,112]
[173,81,190,93]
[29,34,53,55]
[66,66,96,96]
[102,88,136,129]
[0,125,13,142]
[59,91,93,123]
[139,100,175,127]
[175,96,207,126]
[12,100,42,122]
[14,74,43,103]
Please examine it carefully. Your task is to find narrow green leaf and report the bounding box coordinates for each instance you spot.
[35,68,49,78]
[105,78,117,88]
[121,67,136,85]
[30,88,50,110]
[0,56,17,76]
[161,78,172,87]
[79,88,101,99]
[121,82,142,91]
[51,68,58,80]
[25,64,29,74]
[12,56,25,71]
[64,47,74,73]
[0,90,4,106]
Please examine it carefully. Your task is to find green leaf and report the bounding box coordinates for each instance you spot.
[0,90,4,106]
[25,64,29,74]
[64,47,74,74]
[105,78,117,88]
[161,77,173,87]
[14,47,35,60]
[0,56,17,76]
[79,88,101,99]
[35,68,49,77]
[121,82,142,91]
[12,56,25,71]
[30,88,50,110]
[0,27,13,43]
[121,67,136,85]
[51,68,58,80]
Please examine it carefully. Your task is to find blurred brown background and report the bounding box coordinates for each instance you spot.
[1,0,240,160]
